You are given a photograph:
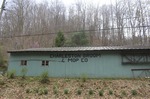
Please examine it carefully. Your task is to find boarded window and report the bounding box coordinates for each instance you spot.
[122,54,150,64]
[42,60,49,66]
[21,60,27,66]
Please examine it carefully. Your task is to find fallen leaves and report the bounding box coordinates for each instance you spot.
[0,77,150,99]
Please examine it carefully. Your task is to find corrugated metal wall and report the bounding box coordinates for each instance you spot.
[8,51,150,78]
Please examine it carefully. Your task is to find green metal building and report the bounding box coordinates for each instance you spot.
[7,46,150,78]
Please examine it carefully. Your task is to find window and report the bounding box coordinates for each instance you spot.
[42,60,49,66]
[122,54,150,64]
[21,60,27,66]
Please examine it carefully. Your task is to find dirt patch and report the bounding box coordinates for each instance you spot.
[0,76,150,99]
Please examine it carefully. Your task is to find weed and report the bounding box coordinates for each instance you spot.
[53,83,58,90]
[109,90,113,95]
[53,89,58,94]
[99,90,104,96]
[25,87,48,95]
[33,88,39,93]
[26,88,30,93]
[121,90,127,96]
[7,70,16,79]
[20,67,28,79]
[77,89,82,95]
[53,86,56,90]
[39,71,49,84]
[0,80,5,85]
[131,90,137,96]
[65,78,70,82]
[18,81,24,87]
[81,74,87,82]
[38,89,43,95]
[64,89,69,94]
[37,88,48,95]
[43,88,48,95]
[89,89,94,95]
[80,84,84,87]
[76,79,80,82]
[53,84,58,94]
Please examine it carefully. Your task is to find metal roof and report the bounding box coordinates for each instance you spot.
[8,46,150,53]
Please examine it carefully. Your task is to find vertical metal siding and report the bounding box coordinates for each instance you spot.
[8,51,150,78]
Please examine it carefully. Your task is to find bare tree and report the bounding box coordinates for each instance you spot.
[0,0,149,51]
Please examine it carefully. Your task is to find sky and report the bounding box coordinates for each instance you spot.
[0,0,3,8]
[0,0,116,9]
[36,0,116,6]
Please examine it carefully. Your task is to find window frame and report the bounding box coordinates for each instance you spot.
[121,53,150,65]
[42,60,49,66]
[21,60,27,66]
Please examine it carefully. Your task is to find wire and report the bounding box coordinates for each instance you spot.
[0,25,150,38]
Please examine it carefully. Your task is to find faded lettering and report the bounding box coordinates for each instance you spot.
[50,54,101,63]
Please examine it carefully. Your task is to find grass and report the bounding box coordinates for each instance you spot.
[89,89,94,95]
[26,77,39,82]
[53,83,59,94]
[0,76,149,98]
[109,90,113,95]
[53,85,57,90]
[121,90,127,96]
[26,87,48,95]
[33,88,39,93]
[39,71,49,84]
[77,89,82,95]
[0,66,7,71]
[81,74,88,82]
[99,90,104,96]
[80,83,84,88]
[131,90,137,96]
[38,89,43,95]
[43,88,48,95]
[65,78,71,82]
[0,80,5,85]
[38,88,48,95]
[53,89,58,94]
[20,67,28,79]
[26,88,30,93]
[64,89,69,94]
[7,70,16,79]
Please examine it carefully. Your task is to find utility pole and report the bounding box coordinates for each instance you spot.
[0,0,6,20]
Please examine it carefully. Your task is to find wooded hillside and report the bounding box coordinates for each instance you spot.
[0,0,150,51]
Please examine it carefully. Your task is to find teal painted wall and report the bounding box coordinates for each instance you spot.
[8,51,150,78]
